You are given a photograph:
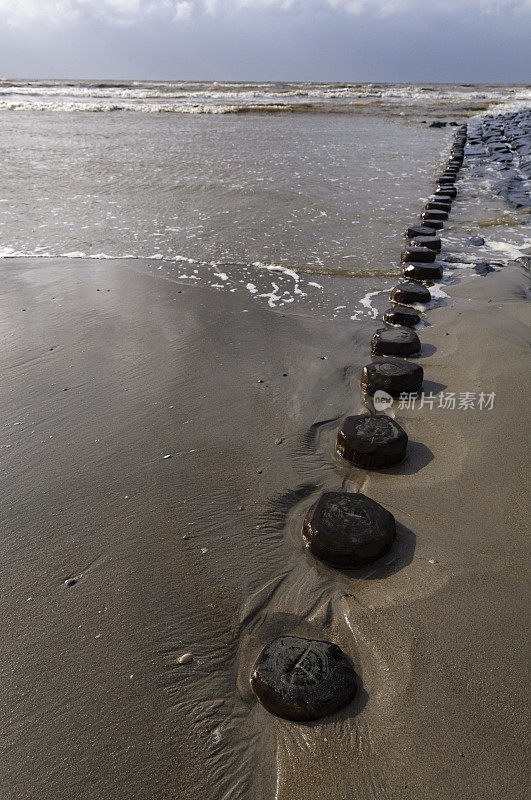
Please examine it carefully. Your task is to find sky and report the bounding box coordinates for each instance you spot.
[0,0,530,82]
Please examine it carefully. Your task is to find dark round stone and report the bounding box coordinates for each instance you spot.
[361,357,424,396]
[250,635,357,721]
[401,247,436,263]
[410,235,441,251]
[434,186,456,198]
[371,324,421,355]
[383,306,421,328]
[337,415,408,469]
[424,199,451,212]
[437,177,455,187]
[406,224,436,238]
[303,491,396,567]
[421,208,448,221]
[403,262,443,281]
[64,578,77,587]
[390,282,431,305]
[419,217,444,230]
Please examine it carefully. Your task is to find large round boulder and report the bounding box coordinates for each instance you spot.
[251,636,358,722]
[337,414,408,469]
[409,235,442,251]
[406,224,436,238]
[383,306,422,328]
[361,357,424,396]
[403,262,443,281]
[303,491,396,567]
[401,247,436,263]
[371,325,421,356]
[390,282,431,305]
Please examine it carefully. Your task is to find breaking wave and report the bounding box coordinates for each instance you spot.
[0,80,529,116]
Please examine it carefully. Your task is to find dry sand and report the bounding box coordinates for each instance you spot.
[0,254,529,800]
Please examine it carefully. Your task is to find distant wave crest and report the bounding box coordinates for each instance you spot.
[0,80,529,115]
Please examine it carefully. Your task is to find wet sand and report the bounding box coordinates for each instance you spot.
[0,248,528,799]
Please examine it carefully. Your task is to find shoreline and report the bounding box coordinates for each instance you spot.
[0,112,529,799]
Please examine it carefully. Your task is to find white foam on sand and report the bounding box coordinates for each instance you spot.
[486,239,531,262]
[252,262,306,298]
[350,290,381,320]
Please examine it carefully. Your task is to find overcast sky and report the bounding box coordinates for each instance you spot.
[0,0,530,82]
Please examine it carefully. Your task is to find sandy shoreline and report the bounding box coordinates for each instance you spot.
[0,248,528,799]
[1,110,530,799]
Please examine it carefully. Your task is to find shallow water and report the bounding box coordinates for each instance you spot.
[0,81,529,317]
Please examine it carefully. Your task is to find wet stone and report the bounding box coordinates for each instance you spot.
[425,199,451,212]
[390,282,431,305]
[469,235,485,246]
[434,193,455,202]
[434,186,457,199]
[419,217,443,230]
[436,177,455,187]
[401,247,436,264]
[251,635,357,721]
[474,261,497,276]
[406,224,436,238]
[337,415,408,469]
[410,235,441,251]
[403,262,443,281]
[421,208,448,221]
[361,357,424,396]
[303,491,396,567]
[383,306,421,328]
[372,324,421,355]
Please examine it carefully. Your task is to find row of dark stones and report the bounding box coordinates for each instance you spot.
[485,110,531,209]
[465,110,531,209]
[250,126,468,723]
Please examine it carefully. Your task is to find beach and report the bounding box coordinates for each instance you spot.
[0,88,529,799]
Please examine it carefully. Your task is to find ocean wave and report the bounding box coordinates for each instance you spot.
[0,81,529,115]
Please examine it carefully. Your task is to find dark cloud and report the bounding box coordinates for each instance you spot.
[0,0,529,81]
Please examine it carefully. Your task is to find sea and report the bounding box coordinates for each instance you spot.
[0,80,530,317]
